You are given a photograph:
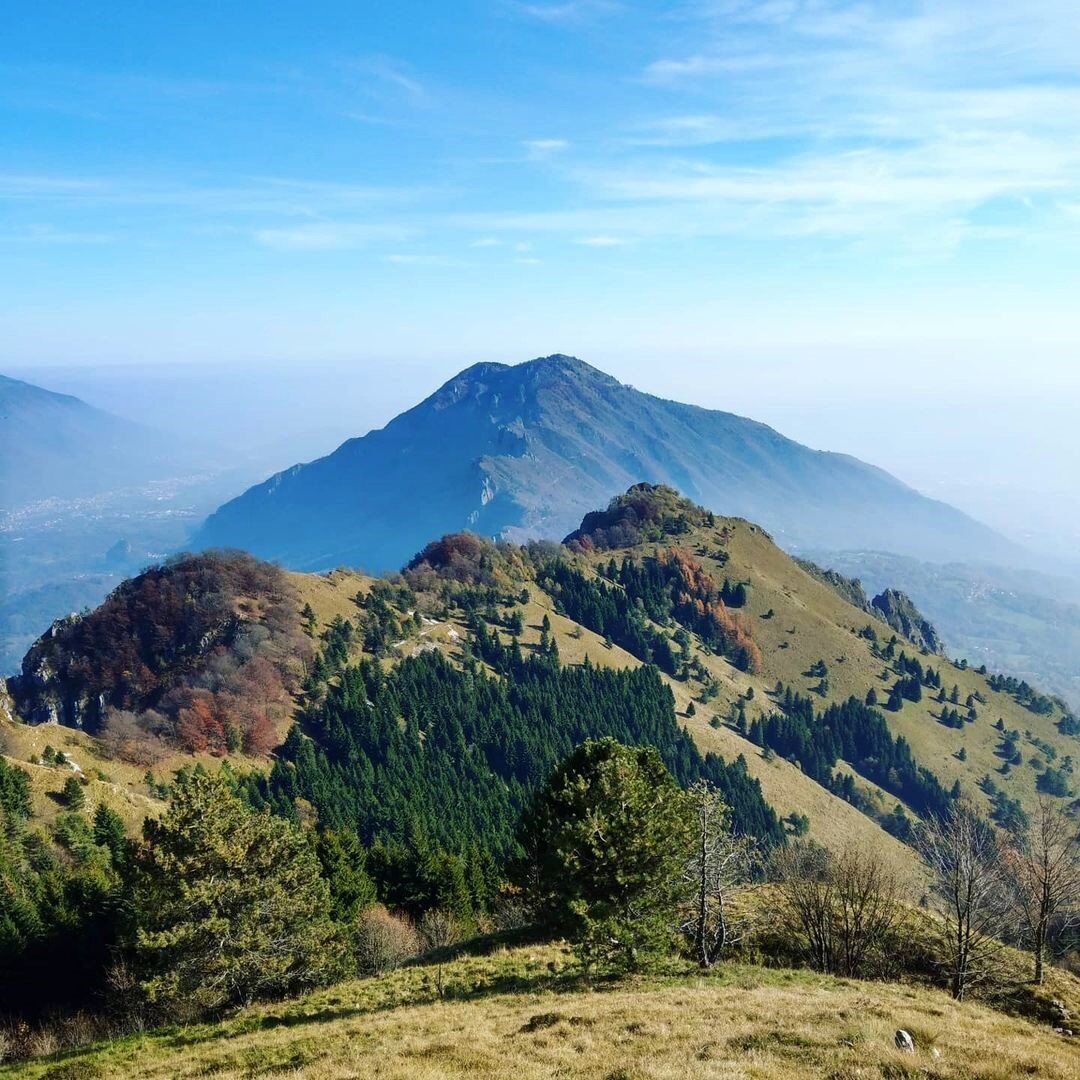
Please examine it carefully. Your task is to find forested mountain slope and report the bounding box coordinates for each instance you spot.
[194,355,1022,571]
[9,487,1077,896]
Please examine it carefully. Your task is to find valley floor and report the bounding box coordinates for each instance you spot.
[6,945,1077,1080]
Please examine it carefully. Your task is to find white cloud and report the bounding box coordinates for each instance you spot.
[350,55,427,103]
[470,236,503,247]
[0,223,113,244]
[514,1,619,23]
[575,235,624,246]
[254,223,414,251]
[605,1,1080,247]
[385,253,450,265]
[523,138,569,159]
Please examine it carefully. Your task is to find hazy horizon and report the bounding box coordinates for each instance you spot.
[7,348,1079,565]
[5,1,1080,557]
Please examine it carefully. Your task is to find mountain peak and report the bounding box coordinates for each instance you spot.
[421,354,619,415]
[196,353,1022,573]
[513,353,618,385]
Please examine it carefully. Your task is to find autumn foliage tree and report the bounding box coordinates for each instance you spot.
[41,551,319,760]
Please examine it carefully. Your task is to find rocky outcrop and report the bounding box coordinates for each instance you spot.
[0,679,15,725]
[796,559,873,613]
[871,589,945,654]
[7,612,107,729]
[797,560,945,654]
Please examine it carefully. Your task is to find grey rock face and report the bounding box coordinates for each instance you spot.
[872,589,945,654]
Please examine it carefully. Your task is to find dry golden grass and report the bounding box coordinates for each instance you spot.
[1,715,162,833]
[5,945,1077,1080]
[288,569,370,633]
[554,518,1076,830]
[701,519,1076,821]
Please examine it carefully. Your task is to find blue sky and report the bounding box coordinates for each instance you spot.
[4,2,1080,544]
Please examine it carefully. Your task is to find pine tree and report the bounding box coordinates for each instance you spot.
[132,771,346,1018]
[518,739,693,971]
[61,775,86,810]
[92,803,128,870]
[316,828,377,925]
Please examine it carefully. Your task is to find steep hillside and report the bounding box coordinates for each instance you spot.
[8,486,1078,888]
[569,489,1076,833]
[194,354,1021,571]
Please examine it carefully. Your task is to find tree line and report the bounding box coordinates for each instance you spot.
[241,622,784,918]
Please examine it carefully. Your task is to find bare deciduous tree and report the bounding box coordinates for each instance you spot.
[916,803,1011,999]
[418,908,462,953]
[1006,797,1080,984]
[681,781,757,967]
[773,842,906,977]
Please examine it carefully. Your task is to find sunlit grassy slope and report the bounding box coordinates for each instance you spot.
[5,943,1077,1080]
[5,503,1074,870]
[685,517,1077,822]
[283,514,1077,875]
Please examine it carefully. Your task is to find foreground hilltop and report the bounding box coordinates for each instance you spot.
[3,941,1077,1079]
[3,484,1079,1069]
[194,354,1020,571]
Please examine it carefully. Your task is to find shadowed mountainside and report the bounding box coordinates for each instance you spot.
[194,355,1023,572]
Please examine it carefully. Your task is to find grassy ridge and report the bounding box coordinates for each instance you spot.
[4,943,1076,1079]
[5,492,1076,877]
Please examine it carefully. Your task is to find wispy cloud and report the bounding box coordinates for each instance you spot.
[513,1,619,23]
[350,55,427,103]
[608,0,1080,246]
[385,252,456,265]
[575,234,624,246]
[0,173,431,216]
[523,138,570,160]
[254,223,415,252]
[0,223,114,245]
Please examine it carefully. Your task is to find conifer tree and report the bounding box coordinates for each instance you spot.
[61,774,86,810]
[92,803,128,871]
[518,738,693,971]
[316,828,377,925]
[132,771,346,1018]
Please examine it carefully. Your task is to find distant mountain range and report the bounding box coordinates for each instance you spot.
[0,373,186,509]
[0,373,241,679]
[195,354,1025,572]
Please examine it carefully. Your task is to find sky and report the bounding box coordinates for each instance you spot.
[4,1,1080,549]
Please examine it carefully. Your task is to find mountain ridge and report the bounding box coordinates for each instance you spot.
[12,484,1076,871]
[0,373,173,508]
[194,354,1024,573]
